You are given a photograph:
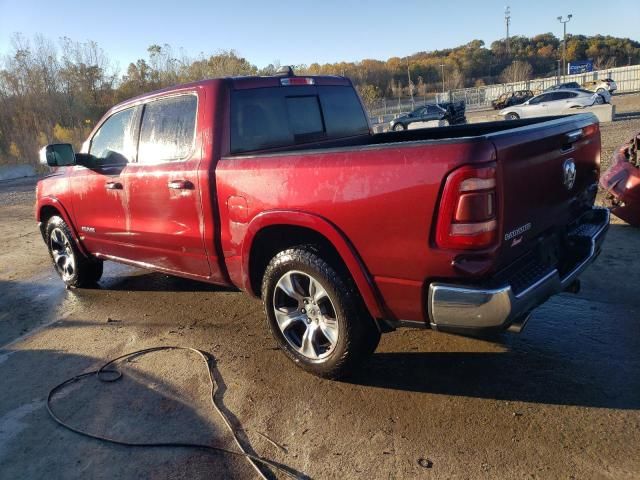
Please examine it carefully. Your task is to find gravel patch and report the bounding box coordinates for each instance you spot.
[0,176,39,207]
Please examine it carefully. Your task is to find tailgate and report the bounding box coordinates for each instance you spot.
[489,114,601,269]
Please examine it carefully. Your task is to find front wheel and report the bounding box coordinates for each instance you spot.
[595,95,605,105]
[505,112,520,120]
[46,216,103,288]
[261,247,380,379]
[393,123,405,131]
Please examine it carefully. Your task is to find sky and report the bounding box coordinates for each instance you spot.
[1,0,639,71]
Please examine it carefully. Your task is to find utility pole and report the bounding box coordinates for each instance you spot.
[505,6,511,56]
[440,63,445,94]
[557,14,572,80]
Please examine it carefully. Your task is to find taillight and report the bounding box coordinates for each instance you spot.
[436,163,498,250]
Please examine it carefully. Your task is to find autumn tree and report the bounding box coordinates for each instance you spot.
[500,61,534,83]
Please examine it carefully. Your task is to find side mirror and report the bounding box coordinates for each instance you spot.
[39,143,76,167]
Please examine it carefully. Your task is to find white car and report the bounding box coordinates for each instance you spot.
[500,89,610,120]
[584,78,617,95]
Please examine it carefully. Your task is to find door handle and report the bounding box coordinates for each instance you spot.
[167,179,194,190]
[105,181,123,190]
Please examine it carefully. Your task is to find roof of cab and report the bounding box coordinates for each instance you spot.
[110,74,352,112]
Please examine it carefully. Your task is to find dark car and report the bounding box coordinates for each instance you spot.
[390,101,466,131]
[491,90,534,110]
[544,82,581,92]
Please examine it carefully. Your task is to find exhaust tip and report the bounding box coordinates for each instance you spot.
[507,313,531,333]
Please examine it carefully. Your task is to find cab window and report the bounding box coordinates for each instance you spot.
[230,85,369,154]
[137,95,198,164]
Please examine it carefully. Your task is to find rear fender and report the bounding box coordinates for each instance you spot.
[241,210,385,320]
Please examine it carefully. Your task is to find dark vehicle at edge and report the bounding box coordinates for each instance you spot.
[390,101,466,131]
[491,90,534,110]
[545,82,581,92]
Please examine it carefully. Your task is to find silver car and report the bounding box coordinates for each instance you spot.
[500,89,610,120]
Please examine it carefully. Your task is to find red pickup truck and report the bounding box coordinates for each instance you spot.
[37,69,609,378]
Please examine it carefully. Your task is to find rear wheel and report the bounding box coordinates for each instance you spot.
[46,216,103,288]
[595,95,605,105]
[261,246,380,379]
[506,112,520,120]
[393,123,405,131]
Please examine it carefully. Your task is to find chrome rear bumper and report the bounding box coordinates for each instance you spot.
[428,208,609,333]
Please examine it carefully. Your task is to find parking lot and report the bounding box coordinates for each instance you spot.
[1,105,640,479]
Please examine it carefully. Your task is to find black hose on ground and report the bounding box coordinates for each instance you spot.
[46,346,307,480]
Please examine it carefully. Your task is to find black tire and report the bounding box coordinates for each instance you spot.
[506,112,519,120]
[595,95,605,105]
[45,216,103,288]
[261,246,380,379]
[393,123,405,131]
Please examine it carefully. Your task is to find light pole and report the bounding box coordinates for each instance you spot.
[406,57,414,109]
[440,63,445,94]
[505,6,511,56]
[557,14,572,80]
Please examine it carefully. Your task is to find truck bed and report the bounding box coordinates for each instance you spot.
[227,114,595,157]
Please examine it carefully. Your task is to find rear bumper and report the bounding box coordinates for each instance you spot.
[427,207,609,333]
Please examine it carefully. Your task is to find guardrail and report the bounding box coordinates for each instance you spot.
[434,64,640,109]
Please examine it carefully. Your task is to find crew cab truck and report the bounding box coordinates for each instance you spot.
[37,69,609,378]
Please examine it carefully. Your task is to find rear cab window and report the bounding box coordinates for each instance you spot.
[230,84,369,154]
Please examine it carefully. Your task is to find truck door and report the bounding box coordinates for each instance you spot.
[123,93,211,277]
[70,106,140,258]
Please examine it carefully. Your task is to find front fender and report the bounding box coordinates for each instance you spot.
[241,210,385,320]
[37,196,89,255]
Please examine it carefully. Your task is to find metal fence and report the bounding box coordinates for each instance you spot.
[434,64,640,110]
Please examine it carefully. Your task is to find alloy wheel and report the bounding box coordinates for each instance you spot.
[272,270,339,360]
[49,227,76,281]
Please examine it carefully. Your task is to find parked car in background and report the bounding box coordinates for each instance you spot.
[544,82,581,92]
[491,90,534,110]
[583,78,617,95]
[500,89,610,120]
[390,101,466,131]
[600,131,640,226]
[36,69,608,378]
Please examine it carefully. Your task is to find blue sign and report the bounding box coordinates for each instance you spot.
[568,61,594,74]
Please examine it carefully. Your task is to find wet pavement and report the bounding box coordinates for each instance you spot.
[1,175,639,479]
